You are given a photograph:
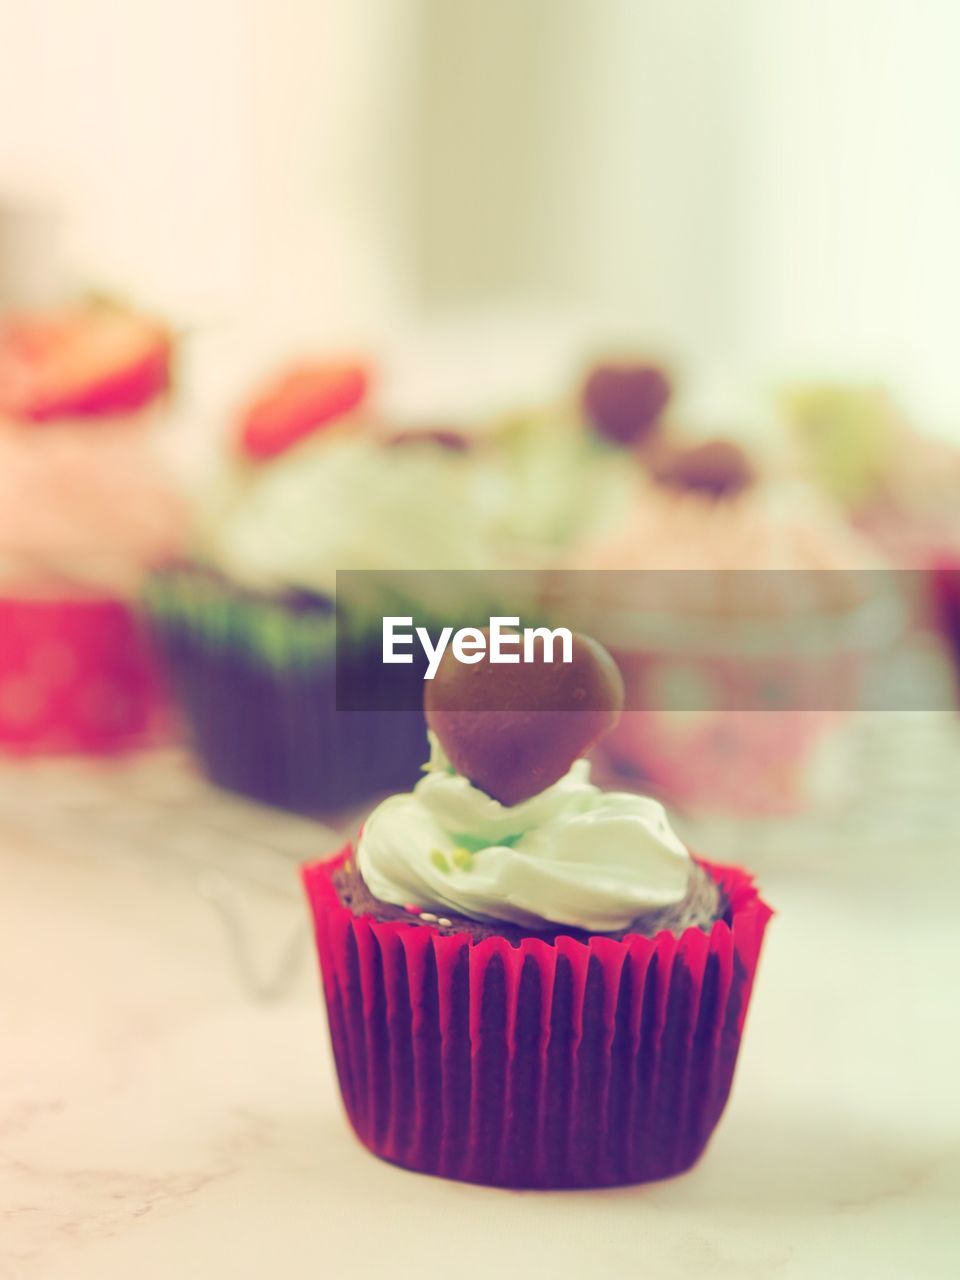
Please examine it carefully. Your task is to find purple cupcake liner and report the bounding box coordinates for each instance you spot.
[145,573,427,813]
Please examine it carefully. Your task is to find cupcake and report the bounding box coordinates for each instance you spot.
[569,439,894,816]
[483,357,672,562]
[303,630,772,1188]
[780,382,901,512]
[0,301,180,753]
[782,381,960,570]
[145,360,517,814]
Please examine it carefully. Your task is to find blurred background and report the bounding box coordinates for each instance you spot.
[2,4,960,1274]
[2,0,959,425]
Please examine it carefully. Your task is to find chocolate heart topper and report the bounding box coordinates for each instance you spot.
[581,361,672,448]
[424,629,625,807]
[649,438,756,498]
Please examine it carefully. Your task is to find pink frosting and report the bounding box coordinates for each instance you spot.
[574,481,880,616]
[0,418,184,593]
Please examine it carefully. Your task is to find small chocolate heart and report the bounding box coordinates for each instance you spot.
[650,438,756,497]
[582,361,672,447]
[424,630,625,806]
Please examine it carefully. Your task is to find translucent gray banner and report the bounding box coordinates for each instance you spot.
[335,569,957,712]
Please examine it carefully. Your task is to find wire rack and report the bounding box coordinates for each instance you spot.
[673,710,960,863]
[0,748,347,1003]
[0,747,339,890]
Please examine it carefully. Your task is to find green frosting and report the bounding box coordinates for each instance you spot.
[143,568,338,669]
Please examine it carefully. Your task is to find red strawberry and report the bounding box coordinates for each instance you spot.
[0,306,172,421]
[238,361,371,460]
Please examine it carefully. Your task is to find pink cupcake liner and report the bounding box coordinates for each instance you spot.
[0,596,170,754]
[601,648,860,815]
[303,846,772,1189]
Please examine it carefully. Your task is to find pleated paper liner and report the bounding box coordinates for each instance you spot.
[304,846,772,1189]
[0,595,170,754]
[154,623,426,812]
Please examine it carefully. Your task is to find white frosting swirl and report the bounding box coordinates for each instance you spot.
[195,431,500,595]
[192,416,640,595]
[357,736,692,933]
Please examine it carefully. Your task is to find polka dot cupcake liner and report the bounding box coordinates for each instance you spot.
[304,845,772,1189]
[0,596,170,754]
[599,649,861,816]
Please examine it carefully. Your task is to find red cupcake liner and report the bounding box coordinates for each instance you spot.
[303,847,772,1189]
[0,596,170,754]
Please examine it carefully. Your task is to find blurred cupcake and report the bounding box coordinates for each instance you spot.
[303,630,771,1188]
[147,353,686,814]
[782,381,960,569]
[0,301,180,753]
[780,383,900,511]
[569,439,894,816]
[479,356,672,562]
[145,360,516,814]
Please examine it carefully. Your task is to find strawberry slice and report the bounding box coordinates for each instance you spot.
[238,361,371,460]
[0,306,172,421]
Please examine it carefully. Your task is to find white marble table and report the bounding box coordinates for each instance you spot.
[1,729,959,1280]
